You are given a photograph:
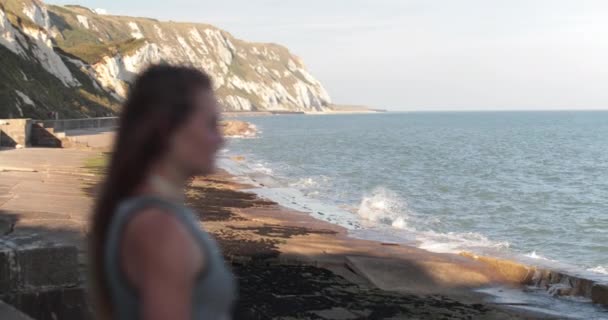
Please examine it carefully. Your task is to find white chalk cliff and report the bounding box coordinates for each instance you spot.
[0,0,332,118]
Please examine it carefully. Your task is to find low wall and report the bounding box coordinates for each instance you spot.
[0,119,31,148]
[460,252,608,305]
[0,117,119,148]
[0,117,118,149]
[0,236,89,320]
[39,117,118,133]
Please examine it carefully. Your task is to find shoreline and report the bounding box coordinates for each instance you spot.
[214,155,608,318]
[222,110,386,118]
[191,166,573,319]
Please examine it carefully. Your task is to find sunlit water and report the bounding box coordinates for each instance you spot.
[224,112,608,278]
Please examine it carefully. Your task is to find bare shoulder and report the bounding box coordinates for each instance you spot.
[120,206,204,287]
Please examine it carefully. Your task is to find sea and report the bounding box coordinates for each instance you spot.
[221,111,608,318]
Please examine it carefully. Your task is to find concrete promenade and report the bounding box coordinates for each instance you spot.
[0,148,100,320]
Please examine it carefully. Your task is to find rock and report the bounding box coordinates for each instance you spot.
[591,284,608,305]
[221,120,257,138]
[0,218,13,236]
[547,283,573,296]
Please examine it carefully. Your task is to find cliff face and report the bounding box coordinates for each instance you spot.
[0,0,332,118]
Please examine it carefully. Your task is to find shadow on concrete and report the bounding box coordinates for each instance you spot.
[30,123,61,148]
[0,209,91,320]
[0,131,17,148]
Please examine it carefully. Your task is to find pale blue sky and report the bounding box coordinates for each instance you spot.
[48,0,608,110]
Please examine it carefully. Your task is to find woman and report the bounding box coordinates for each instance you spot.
[90,65,236,320]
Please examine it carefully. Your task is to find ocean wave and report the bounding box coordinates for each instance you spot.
[356,186,511,253]
[223,159,529,263]
[417,230,511,253]
[357,187,413,229]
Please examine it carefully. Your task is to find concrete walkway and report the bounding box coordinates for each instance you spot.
[64,128,115,149]
[0,148,102,319]
[0,148,101,267]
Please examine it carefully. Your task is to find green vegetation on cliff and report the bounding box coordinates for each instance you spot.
[0,45,120,118]
[58,38,146,64]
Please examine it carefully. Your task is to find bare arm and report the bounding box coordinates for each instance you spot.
[121,208,204,320]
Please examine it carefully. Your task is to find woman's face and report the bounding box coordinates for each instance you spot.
[169,88,224,176]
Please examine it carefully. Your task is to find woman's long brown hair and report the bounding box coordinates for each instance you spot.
[90,64,212,319]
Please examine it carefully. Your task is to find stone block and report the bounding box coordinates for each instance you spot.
[0,249,20,293]
[0,244,79,293]
[1,287,91,320]
[17,246,79,290]
[0,119,31,147]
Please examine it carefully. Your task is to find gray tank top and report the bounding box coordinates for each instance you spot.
[104,195,237,319]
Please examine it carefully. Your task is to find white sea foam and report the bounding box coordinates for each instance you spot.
[289,176,330,189]
[353,186,512,253]
[250,162,273,175]
[525,251,553,261]
[587,266,608,275]
[291,177,318,188]
[227,134,258,139]
[417,230,510,253]
[246,186,359,229]
[358,187,412,229]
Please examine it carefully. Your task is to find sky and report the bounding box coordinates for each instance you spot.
[48,0,608,111]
